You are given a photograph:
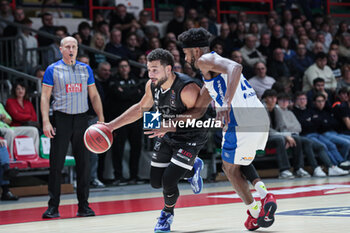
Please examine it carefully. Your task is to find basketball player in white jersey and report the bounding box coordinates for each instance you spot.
[177,28,277,231]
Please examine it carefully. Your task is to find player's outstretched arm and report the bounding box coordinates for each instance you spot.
[106,80,154,132]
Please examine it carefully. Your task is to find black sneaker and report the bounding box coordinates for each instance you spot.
[42,206,60,218]
[1,191,19,201]
[112,177,128,186]
[77,206,95,217]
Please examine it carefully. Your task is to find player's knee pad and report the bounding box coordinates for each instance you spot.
[240,163,260,184]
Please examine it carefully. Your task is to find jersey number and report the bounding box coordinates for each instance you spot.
[240,80,252,91]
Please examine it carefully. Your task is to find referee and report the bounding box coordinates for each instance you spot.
[41,36,104,218]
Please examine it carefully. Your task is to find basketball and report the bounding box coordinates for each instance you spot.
[84,124,113,154]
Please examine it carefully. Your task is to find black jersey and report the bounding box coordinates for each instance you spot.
[150,72,208,143]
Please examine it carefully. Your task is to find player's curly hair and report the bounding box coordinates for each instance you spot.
[147,48,174,68]
[178,28,211,48]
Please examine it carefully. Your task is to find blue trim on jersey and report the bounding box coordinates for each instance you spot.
[43,63,55,86]
[221,124,237,164]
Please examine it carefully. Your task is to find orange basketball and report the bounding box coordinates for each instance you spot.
[84,124,113,154]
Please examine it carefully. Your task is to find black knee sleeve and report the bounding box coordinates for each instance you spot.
[163,188,179,206]
[240,163,260,184]
[150,166,164,189]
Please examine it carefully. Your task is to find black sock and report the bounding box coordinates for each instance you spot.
[1,185,9,194]
[163,205,174,215]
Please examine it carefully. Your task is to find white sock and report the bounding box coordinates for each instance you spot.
[255,181,268,199]
[247,200,259,218]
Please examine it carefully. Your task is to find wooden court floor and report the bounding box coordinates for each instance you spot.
[1,176,350,233]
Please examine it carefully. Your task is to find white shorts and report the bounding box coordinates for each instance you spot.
[221,125,269,166]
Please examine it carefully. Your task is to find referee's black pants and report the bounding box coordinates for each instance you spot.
[48,111,90,209]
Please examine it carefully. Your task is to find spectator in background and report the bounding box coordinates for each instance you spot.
[46,26,66,65]
[78,21,92,46]
[186,8,199,27]
[166,5,185,37]
[3,7,25,37]
[333,88,350,136]
[335,21,350,42]
[257,33,273,60]
[262,90,294,179]
[107,59,144,185]
[230,50,253,79]
[146,37,161,55]
[293,92,349,176]
[211,23,233,58]
[268,48,292,82]
[210,41,224,57]
[16,17,38,73]
[37,12,57,47]
[0,0,13,36]
[248,21,260,44]
[0,138,19,201]
[96,20,110,44]
[199,16,217,36]
[0,103,39,157]
[109,4,139,41]
[289,43,313,91]
[240,34,266,69]
[104,28,128,67]
[306,78,333,109]
[5,80,38,128]
[309,41,324,61]
[280,37,295,61]
[249,62,275,99]
[328,49,342,79]
[339,33,350,61]
[88,32,107,69]
[270,24,283,50]
[303,52,337,92]
[125,32,142,61]
[312,93,350,167]
[337,64,350,92]
[173,62,183,73]
[135,10,150,47]
[283,23,297,50]
[134,54,148,80]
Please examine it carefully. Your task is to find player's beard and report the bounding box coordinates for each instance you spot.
[155,75,167,88]
[190,54,200,73]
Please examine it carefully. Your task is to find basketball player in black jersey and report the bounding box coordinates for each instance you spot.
[105,48,207,233]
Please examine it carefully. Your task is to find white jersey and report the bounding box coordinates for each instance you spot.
[203,73,270,127]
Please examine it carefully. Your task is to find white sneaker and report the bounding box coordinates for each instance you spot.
[278,170,295,179]
[340,161,350,167]
[313,166,327,177]
[328,166,349,176]
[295,168,311,178]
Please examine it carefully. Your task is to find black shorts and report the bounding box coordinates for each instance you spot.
[151,137,206,170]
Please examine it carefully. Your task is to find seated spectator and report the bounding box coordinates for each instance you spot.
[125,32,142,61]
[257,32,273,60]
[104,28,128,67]
[37,12,57,47]
[248,21,260,44]
[303,52,337,92]
[199,16,217,36]
[249,62,275,99]
[271,77,293,96]
[283,23,297,50]
[240,34,266,69]
[328,49,342,79]
[306,78,333,109]
[339,33,350,61]
[166,5,185,37]
[289,43,313,91]
[315,32,329,53]
[145,37,161,55]
[96,21,110,44]
[0,103,39,156]
[46,26,66,66]
[16,17,38,73]
[3,7,25,37]
[5,80,38,127]
[89,32,107,69]
[270,24,283,50]
[210,41,224,57]
[0,139,19,201]
[267,48,292,82]
[336,64,350,92]
[312,93,350,166]
[134,54,147,80]
[277,93,332,177]
[280,37,296,61]
[230,50,254,79]
[173,62,183,73]
[211,23,233,57]
[333,88,350,135]
[78,21,92,46]
[109,3,139,41]
[293,92,349,175]
[0,0,13,36]
[262,89,295,179]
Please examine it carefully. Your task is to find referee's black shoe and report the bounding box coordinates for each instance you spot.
[77,206,95,217]
[42,206,60,218]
